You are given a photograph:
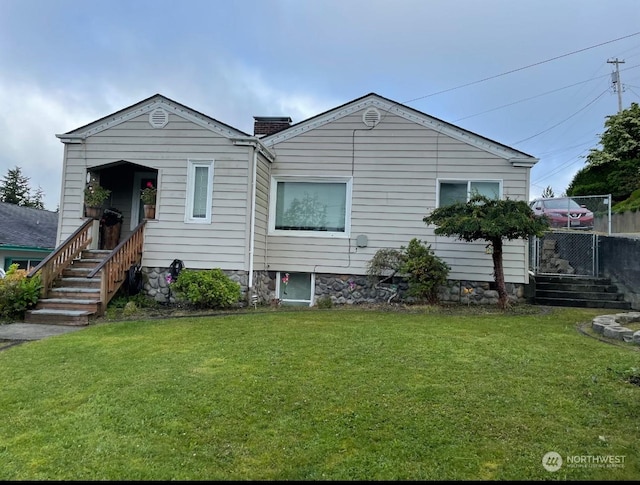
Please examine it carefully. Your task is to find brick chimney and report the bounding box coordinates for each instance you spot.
[253,116,292,137]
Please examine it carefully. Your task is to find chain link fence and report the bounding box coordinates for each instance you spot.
[528,194,611,276]
[529,231,599,276]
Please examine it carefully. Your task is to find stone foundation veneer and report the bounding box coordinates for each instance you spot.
[253,271,525,306]
[142,268,525,306]
[142,267,249,304]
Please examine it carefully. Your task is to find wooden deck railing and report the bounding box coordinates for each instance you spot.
[88,221,146,315]
[27,219,95,298]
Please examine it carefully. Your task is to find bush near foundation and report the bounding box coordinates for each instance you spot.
[0,264,42,320]
[171,268,241,309]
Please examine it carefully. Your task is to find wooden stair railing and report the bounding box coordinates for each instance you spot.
[27,219,95,298]
[88,220,146,315]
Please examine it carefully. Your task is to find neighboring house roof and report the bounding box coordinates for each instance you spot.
[0,202,58,249]
[262,92,538,167]
[57,93,252,141]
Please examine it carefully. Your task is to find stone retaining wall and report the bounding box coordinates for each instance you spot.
[591,312,640,345]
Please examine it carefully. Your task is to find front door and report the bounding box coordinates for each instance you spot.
[131,171,157,229]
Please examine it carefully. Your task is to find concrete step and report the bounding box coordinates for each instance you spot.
[535,282,620,293]
[535,297,632,310]
[536,290,626,301]
[535,275,612,285]
[24,309,94,326]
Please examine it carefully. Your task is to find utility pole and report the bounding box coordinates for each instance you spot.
[607,57,625,113]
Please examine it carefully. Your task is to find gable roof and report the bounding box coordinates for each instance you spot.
[262,92,538,167]
[57,94,251,142]
[0,202,58,249]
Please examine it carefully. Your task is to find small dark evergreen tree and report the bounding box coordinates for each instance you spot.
[0,166,32,206]
[423,194,549,309]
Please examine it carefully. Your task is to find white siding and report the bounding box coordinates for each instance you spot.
[58,112,251,271]
[253,153,271,269]
[266,108,531,283]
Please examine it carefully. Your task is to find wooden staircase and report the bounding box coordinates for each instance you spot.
[25,250,110,326]
[25,218,147,326]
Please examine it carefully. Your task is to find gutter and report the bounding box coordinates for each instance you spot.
[232,137,273,293]
[248,145,258,290]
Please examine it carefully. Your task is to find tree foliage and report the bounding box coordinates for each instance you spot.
[566,102,640,203]
[423,194,549,309]
[0,166,46,208]
[541,185,555,198]
[366,238,450,304]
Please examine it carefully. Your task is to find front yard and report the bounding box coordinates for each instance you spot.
[0,306,638,480]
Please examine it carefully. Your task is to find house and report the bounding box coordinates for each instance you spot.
[0,202,58,272]
[51,92,537,311]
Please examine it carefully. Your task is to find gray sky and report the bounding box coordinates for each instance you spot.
[1,0,639,210]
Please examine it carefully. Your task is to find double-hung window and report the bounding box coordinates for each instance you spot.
[185,159,214,223]
[270,176,352,237]
[438,180,501,206]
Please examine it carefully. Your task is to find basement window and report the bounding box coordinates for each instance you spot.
[276,272,315,307]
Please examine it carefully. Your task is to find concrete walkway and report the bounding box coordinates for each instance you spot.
[0,323,85,342]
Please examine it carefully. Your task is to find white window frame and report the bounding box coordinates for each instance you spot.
[185,159,214,224]
[436,179,502,207]
[268,175,352,238]
[276,271,315,307]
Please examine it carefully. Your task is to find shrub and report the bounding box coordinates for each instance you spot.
[367,238,450,305]
[172,268,241,309]
[316,296,333,309]
[401,238,450,304]
[0,264,42,320]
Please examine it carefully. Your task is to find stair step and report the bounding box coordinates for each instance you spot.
[50,288,101,299]
[534,274,629,310]
[54,277,101,289]
[24,309,94,326]
[536,281,619,292]
[534,297,631,310]
[536,290,625,301]
[36,298,101,312]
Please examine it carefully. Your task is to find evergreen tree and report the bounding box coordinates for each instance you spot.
[0,166,31,206]
[424,194,549,309]
[541,185,555,198]
[29,186,45,209]
[0,166,46,208]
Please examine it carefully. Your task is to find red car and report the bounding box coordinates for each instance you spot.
[529,197,594,229]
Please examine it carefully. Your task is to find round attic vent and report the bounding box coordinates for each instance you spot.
[362,107,381,127]
[149,108,169,128]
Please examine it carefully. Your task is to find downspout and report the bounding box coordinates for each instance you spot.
[248,145,258,291]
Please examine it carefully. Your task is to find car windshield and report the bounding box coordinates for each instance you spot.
[543,198,583,210]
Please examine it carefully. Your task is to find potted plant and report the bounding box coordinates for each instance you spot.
[141,181,157,219]
[84,182,111,219]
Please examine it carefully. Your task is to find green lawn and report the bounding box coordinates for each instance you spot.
[0,306,638,480]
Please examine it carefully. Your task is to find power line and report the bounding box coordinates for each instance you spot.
[452,73,610,122]
[511,89,609,145]
[532,149,591,186]
[402,31,640,104]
